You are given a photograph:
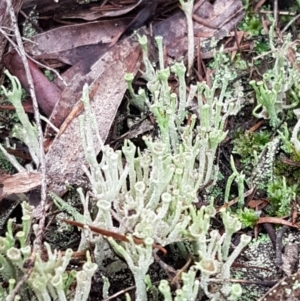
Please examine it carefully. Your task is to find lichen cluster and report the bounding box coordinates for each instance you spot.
[1,33,250,301]
[52,34,250,301]
[0,202,97,301]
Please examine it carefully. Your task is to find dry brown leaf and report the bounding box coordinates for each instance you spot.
[247,199,269,210]
[23,0,244,66]
[155,0,244,60]
[3,51,61,116]
[23,20,128,66]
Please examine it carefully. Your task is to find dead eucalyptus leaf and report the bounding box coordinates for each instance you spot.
[24,20,128,64]
[23,0,244,67]
[44,35,141,196]
[3,51,61,116]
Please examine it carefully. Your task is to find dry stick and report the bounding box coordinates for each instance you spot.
[273,0,278,30]
[208,278,276,287]
[195,37,204,82]
[261,10,297,16]
[179,0,195,77]
[217,6,244,29]
[153,251,177,279]
[102,284,136,301]
[4,0,47,300]
[170,256,192,285]
[281,13,300,35]
[62,219,167,255]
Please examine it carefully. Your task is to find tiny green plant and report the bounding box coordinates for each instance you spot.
[239,0,264,37]
[267,176,298,216]
[235,208,260,228]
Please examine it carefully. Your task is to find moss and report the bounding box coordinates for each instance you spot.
[232,130,271,174]
[235,208,260,228]
[267,176,299,216]
[238,0,266,38]
[274,153,300,186]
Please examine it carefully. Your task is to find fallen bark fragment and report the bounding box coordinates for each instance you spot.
[0,171,42,199]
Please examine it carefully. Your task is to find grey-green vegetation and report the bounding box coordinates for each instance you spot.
[0,34,250,300]
[1,5,300,301]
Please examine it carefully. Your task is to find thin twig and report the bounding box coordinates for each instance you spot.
[102,284,136,301]
[4,0,48,299]
[62,219,168,254]
[208,278,276,286]
[192,14,219,29]
[254,0,267,11]
[153,251,177,279]
[260,10,297,16]
[273,0,278,29]
[170,256,192,285]
[281,13,300,36]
